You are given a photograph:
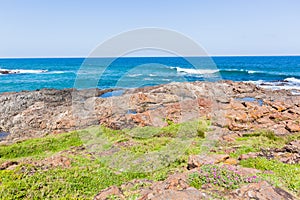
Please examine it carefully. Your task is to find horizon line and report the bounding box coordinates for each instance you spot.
[1,54,300,59]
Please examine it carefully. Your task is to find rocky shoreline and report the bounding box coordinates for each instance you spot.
[0,80,300,199]
[0,80,299,142]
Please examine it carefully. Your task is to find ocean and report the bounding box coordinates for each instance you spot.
[1,56,300,94]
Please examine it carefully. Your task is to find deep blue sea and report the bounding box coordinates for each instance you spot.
[1,56,300,94]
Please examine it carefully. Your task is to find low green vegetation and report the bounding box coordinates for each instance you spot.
[240,158,300,193]
[224,130,300,194]
[0,119,209,199]
[189,164,258,190]
[228,130,300,158]
[0,132,83,160]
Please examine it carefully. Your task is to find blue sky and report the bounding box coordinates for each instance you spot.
[0,0,299,57]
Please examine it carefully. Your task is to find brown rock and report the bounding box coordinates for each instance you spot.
[94,186,124,200]
[238,152,259,160]
[230,101,246,110]
[187,154,229,169]
[230,181,296,200]
[286,140,300,153]
[237,167,261,176]
[222,133,239,142]
[256,116,274,125]
[0,161,18,170]
[223,158,238,165]
[228,122,251,131]
[31,155,72,169]
[286,121,300,132]
[161,173,189,190]
[143,188,207,200]
[249,109,265,120]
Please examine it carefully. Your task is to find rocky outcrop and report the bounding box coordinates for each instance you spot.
[0,81,299,142]
[230,181,296,200]
[93,159,295,200]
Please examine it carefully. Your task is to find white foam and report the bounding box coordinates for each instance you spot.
[172,67,219,75]
[284,77,300,84]
[48,71,66,74]
[143,77,153,81]
[127,74,142,77]
[291,90,300,95]
[245,77,300,94]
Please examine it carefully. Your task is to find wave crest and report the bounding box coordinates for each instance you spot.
[171,66,219,74]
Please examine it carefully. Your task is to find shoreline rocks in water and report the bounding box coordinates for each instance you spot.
[0,69,48,75]
[0,80,299,142]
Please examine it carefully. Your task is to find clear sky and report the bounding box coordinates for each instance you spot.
[0,0,300,57]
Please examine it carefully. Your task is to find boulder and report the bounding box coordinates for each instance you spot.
[285,121,300,132]
[94,186,124,200]
[230,181,296,200]
[187,154,230,169]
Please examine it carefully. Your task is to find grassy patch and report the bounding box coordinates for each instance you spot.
[228,130,300,158]
[240,158,300,193]
[0,132,82,160]
[223,130,300,195]
[0,119,210,199]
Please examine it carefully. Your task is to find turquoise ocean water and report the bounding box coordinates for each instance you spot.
[1,56,300,94]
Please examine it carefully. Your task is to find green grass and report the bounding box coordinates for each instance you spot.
[224,130,300,195]
[228,130,300,159]
[0,132,83,160]
[0,119,210,199]
[240,158,300,193]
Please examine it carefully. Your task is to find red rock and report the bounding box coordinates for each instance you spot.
[144,188,207,200]
[228,122,251,131]
[230,181,296,200]
[187,154,230,169]
[222,133,239,142]
[0,161,18,170]
[230,101,246,110]
[238,152,259,160]
[256,116,274,125]
[94,186,124,200]
[285,121,300,132]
